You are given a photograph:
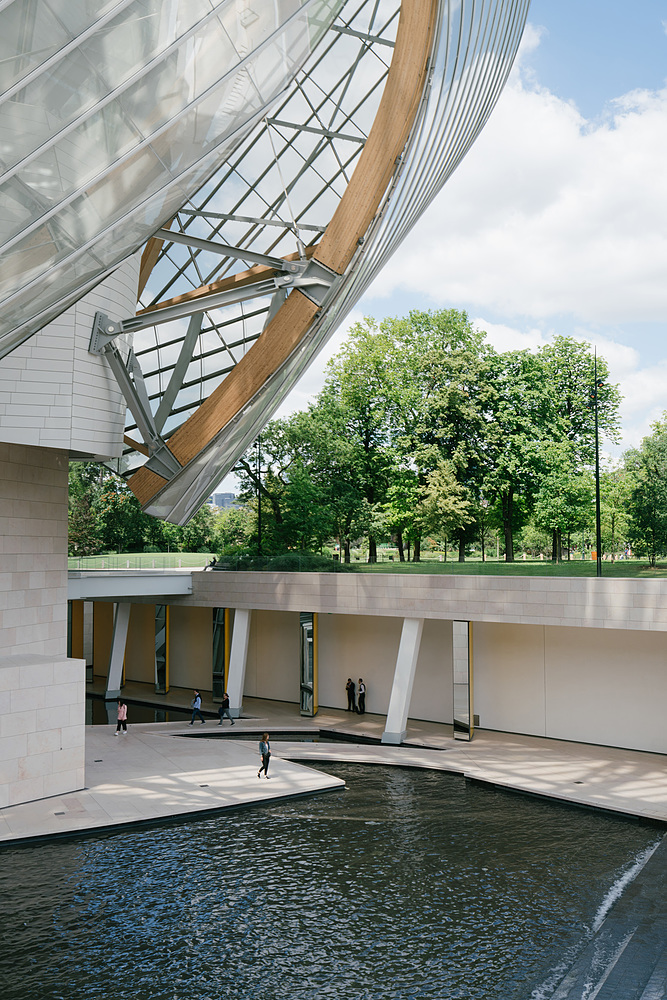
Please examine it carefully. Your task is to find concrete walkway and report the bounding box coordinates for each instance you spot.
[1,690,665,844]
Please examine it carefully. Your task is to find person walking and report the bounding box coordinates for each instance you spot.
[189,690,206,725]
[257,733,271,778]
[345,677,356,712]
[217,692,235,726]
[115,699,127,735]
[357,678,366,715]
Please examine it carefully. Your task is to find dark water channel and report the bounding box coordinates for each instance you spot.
[0,764,660,1000]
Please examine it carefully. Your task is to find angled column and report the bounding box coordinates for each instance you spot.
[382,618,424,744]
[227,609,252,718]
[453,621,474,741]
[105,603,131,699]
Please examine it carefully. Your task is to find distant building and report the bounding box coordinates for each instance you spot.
[209,493,239,510]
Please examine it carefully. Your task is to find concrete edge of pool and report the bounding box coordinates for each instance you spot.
[1,720,666,845]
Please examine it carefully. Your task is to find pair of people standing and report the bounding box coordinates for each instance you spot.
[345,678,366,714]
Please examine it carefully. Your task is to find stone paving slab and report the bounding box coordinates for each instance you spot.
[0,724,345,844]
[2,691,667,844]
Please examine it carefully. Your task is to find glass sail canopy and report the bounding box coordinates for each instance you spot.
[0,0,343,359]
[110,0,530,523]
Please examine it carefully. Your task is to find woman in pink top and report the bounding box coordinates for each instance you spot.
[115,700,128,735]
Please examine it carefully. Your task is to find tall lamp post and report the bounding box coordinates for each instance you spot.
[590,352,604,578]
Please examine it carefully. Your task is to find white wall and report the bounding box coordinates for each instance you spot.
[244,610,301,703]
[0,654,85,808]
[472,622,667,753]
[318,613,401,715]
[0,258,139,459]
[411,618,453,724]
[0,444,85,806]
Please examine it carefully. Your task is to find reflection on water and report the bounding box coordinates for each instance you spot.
[86,696,192,726]
[0,764,658,1000]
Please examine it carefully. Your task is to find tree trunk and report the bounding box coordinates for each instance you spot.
[344,539,351,563]
[413,535,421,562]
[397,531,405,562]
[443,537,447,562]
[558,529,563,563]
[567,531,571,560]
[368,535,377,563]
[406,540,411,562]
[458,535,465,562]
[480,527,486,562]
[502,489,514,562]
[551,529,558,563]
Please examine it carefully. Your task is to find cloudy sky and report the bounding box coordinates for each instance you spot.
[271,0,667,462]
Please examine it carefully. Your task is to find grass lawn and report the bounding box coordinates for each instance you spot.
[68,553,212,570]
[67,552,667,578]
[353,558,667,578]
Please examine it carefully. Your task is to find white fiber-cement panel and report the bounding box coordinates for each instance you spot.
[317,613,401,716]
[245,610,300,704]
[544,626,667,754]
[472,623,547,737]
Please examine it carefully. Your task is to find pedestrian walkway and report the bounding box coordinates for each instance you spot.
[1,685,665,845]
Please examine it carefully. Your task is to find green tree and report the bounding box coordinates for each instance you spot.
[320,320,398,561]
[482,350,561,561]
[600,465,634,557]
[380,309,493,560]
[538,336,622,461]
[92,476,147,552]
[420,460,474,548]
[626,417,667,565]
[68,462,105,555]
[180,502,217,552]
[532,443,594,561]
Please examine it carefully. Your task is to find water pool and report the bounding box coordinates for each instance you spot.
[0,763,659,999]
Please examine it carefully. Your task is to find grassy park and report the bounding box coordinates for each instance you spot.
[68,551,667,578]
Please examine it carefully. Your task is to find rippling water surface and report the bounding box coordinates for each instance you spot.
[0,764,658,1000]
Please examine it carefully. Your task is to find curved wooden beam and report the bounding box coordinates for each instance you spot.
[137,218,173,299]
[129,0,438,508]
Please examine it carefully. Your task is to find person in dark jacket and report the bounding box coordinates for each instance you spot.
[345,678,356,712]
[217,692,234,726]
[258,733,271,778]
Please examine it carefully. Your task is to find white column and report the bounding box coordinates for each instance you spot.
[105,603,131,699]
[227,609,251,718]
[382,617,424,744]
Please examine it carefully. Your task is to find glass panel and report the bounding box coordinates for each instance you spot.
[452,621,473,741]
[0,0,345,351]
[4,51,111,163]
[212,607,226,700]
[299,611,314,717]
[0,0,71,92]
[154,604,167,694]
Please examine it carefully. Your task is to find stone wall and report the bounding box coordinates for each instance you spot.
[0,444,85,807]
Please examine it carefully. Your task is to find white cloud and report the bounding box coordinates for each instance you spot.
[365,46,667,325]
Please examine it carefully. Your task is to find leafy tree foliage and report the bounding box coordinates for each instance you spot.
[70,311,629,566]
[626,417,667,566]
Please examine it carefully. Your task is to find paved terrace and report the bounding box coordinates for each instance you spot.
[1,690,665,844]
